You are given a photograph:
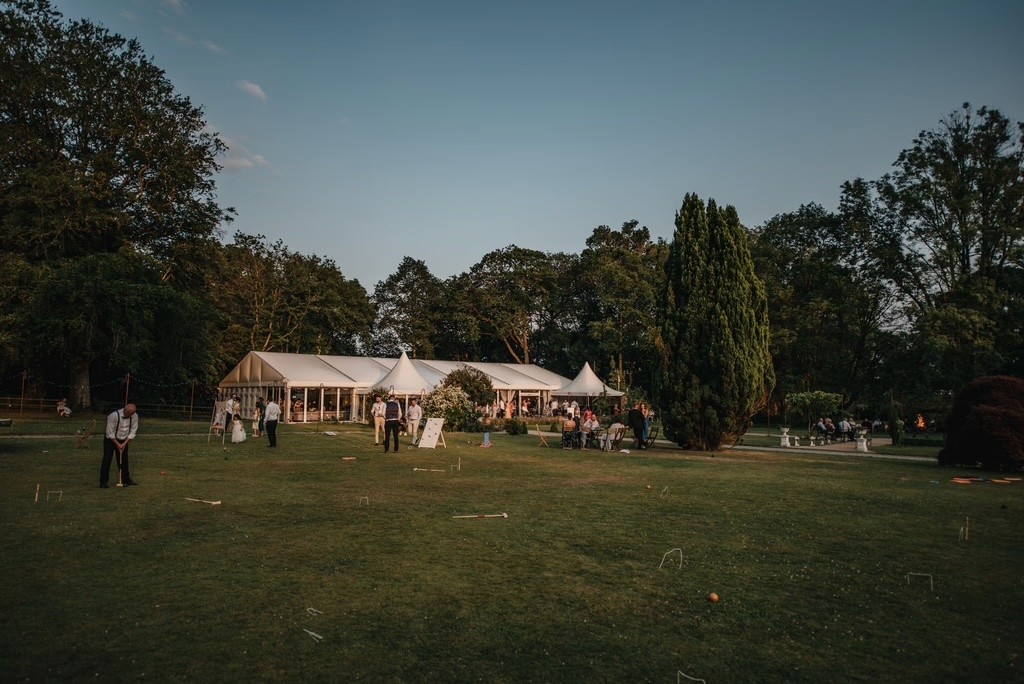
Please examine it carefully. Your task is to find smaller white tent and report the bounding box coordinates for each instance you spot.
[553,362,624,398]
[372,351,431,397]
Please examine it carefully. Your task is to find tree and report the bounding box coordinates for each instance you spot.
[458,246,556,364]
[850,103,1024,396]
[750,203,895,407]
[567,221,667,389]
[27,251,217,407]
[370,257,443,358]
[0,1,233,404]
[785,391,843,434]
[441,367,494,407]
[657,194,775,450]
[216,233,373,366]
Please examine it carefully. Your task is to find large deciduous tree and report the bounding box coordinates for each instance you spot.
[217,233,373,365]
[458,246,556,364]
[575,221,667,389]
[750,203,895,408]
[369,257,443,358]
[658,194,775,450]
[0,0,232,405]
[851,103,1024,397]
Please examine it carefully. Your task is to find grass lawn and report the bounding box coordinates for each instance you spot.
[1,419,1021,681]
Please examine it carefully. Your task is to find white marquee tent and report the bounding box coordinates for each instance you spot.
[219,351,575,423]
[552,362,625,400]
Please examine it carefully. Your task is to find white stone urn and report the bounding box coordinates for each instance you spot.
[779,426,791,447]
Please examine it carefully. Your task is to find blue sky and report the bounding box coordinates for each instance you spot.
[54,0,1024,289]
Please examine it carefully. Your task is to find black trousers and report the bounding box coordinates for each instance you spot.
[101,438,131,485]
[632,426,646,449]
[384,420,400,452]
[266,420,278,447]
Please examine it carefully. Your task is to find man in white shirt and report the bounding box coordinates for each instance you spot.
[264,397,282,447]
[100,403,139,488]
[370,396,386,445]
[406,398,423,444]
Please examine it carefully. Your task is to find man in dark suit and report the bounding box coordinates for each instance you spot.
[627,403,646,450]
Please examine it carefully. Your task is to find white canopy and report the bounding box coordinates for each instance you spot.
[374,351,431,396]
[552,362,624,397]
[218,351,573,422]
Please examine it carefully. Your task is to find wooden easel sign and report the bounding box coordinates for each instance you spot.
[418,418,446,449]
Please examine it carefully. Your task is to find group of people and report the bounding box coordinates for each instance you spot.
[813,416,874,443]
[627,402,654,449]
[561,407,606,448]
[224,394,282,447]
[370,394,423,453]
[557,402,654,451]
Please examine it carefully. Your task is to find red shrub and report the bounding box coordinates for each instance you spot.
[939,375,1024,471]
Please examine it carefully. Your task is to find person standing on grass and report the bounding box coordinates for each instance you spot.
[254,396,265,437]
[406,398,423,444]
[370,395,386,445]
[264,397,281,447]
[383,393,402,453]
[100,403,139,488]
[627,402,646,450]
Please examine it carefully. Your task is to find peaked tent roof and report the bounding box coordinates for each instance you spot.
[220,351,354,387]
[219,351,574,395]
[373,352,432,395]
[552,362,624,397]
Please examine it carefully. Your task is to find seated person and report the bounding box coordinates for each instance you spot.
[57,399,72,417]
[562,418,578,447]
[581,415,601,447]
[603,420,625,450]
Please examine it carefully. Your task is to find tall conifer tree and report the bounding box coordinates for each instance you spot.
[657,194,775,449]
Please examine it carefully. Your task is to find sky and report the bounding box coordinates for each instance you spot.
[53,0,1024,290]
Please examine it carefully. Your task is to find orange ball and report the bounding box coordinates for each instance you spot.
[708,592,720,603]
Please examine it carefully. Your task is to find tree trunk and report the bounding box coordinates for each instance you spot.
[71,360,91,409]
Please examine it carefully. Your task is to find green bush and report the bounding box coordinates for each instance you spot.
[422,384,474,431]
[505,419,528,435]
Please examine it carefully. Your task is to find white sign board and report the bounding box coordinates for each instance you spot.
[417,418,446,449]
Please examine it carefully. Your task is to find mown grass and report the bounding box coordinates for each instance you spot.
[0,421,1021,682]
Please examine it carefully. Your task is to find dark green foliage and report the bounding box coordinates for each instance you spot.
[0,1,231,404]
[370,257,443,357]
[750,202,893,406]
[441,366,494,407]
[854,104,1024,398]
[786,391,842,433]
[939,375,1024,471]
[504,419,528,435]
[658,194,775,450]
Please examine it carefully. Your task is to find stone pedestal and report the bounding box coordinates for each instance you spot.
[779,426,791,447]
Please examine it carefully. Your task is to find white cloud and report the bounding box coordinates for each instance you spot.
[164,27,192,44]
[162,0,186,14]
[237,80,267,101]
[219,136,271,173]
[202,40,225,54]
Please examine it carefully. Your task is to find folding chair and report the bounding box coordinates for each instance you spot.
[536,425,549,448]
[643,426,659,449]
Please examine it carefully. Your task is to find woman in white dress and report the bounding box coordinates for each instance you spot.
[231,414,247,443]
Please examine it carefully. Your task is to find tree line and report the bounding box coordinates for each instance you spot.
[2,2,1021,436]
